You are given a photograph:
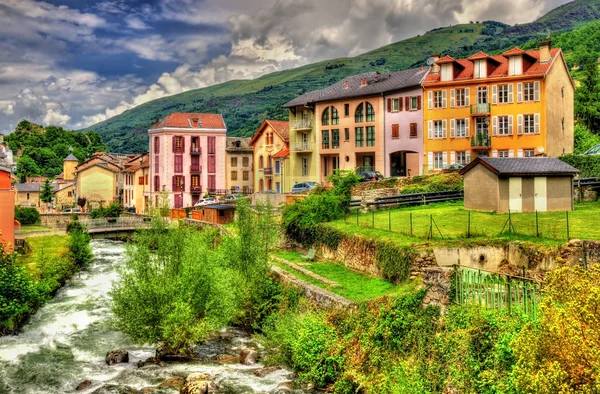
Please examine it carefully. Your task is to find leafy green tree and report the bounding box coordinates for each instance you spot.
[15,155,41,182]
[40,179,54,209]
[67,227,93,268]
[14,207,40,225]
[575,52,600,133]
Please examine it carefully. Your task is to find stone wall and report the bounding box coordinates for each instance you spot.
[40,213,90,229]
[318,237,381,277]
[574,187,598,203]
[360,188,399,212]
[421,267,452,313]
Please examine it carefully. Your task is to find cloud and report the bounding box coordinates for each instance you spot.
[44,109,71,126]
[125,15,150,30]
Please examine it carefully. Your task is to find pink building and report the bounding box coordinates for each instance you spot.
[149,113,227,208]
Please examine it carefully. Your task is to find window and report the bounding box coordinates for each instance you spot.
[392,98,400,112]
[207,136,216,154]
[434,91,443,108]
[524,149,536,157]
[524,82,535,101]
[208,155,216,173]
[154,136,160,154]
[138,176,144,185]
[455,119,467,138]
[332,129,340,148]
[355,103,364,123]
[434,120,444,139]
[509,56,522,76]
[391,124,399,139]
[331,107,339,125]
[259,155,264,169]
[242,157,249,167]
[434,152,444,170]
[456,151,467,165]
[474,59,487,78]
[524,114,535,134]
[174,136,184,153]
[498,84,509,103]
[366,102,375,122]
[302,157,308,176]
[344,128,350,141]
[174,155,183,173]
[355,127,364,147]
[322,107,329,126]
[231,157,238,167]
[410,123,418,138]
[456,88,466,107]
[476,117,488,134]
[275,160,281,174]
[322,130,330,149]
[208,175,216,191]
[243,171,249,180]
[154,175,160,192]
[172,175,184,192]
[366,126,375,147]
[333,156,339,172]
[191,175,200,190]
[344,103,349,117]
[498,116,510,135]
[497,150,509,158]
[410,96,419,110]
[477,87,488,104]
[154,156,159,172]
[231,171,238,181]
[145,174,148,185]
[323,157,328,177]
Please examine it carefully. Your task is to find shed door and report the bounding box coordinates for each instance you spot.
[509,177,522,213]
[534,177,547,212]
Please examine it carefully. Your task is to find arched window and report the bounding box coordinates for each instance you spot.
[355,103,364,123]
[366,102,375,122]
[322,107,330,126]
[331,107,339,125]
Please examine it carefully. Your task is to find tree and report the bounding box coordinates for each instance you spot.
[15,155,41,182]
[77,197,87,210]
[40,179,54,210]
[575,52,600,133]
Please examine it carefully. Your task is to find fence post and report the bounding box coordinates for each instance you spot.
[388,210,391,232]
[410,213,413,236]
[372,210,375,228]
[566,211,570,240]
[583,241,588,270]
[356,209,359,226]
[467,211,471,238]
[536,210,539,237]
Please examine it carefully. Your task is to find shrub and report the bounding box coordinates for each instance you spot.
[375,240,415,283]
[67,228,92,268]
[90,202,122,219]
[14,207,40,225]
[560,153,600,178]
[573,124,600,154]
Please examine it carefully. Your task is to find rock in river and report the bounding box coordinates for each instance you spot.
[91,385,138,394]
[239,347,258,365]
[76,379,93,391]
[180,372,219,394]
[105,349,129,365]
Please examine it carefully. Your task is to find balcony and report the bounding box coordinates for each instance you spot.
[470,103,491,116]
[190,186,202,195]
[263,167,273,175]
[291,119,312,130]
[190,146,202,155]
[290,142,313,152]
[471,134,492,149]
[190,165,202,173]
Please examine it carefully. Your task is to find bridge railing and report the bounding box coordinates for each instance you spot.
[79,216,151,230]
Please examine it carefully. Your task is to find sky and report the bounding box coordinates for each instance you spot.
[0,0,572,132]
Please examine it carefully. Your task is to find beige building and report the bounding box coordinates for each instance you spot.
[460,157,578,213]
[225,137,253,194]
[75,152,124,209]
[249,120,289,193]
[122,153,150,214]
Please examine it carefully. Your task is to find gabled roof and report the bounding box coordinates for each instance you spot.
[152,113,226,130]
[64,153,78,162]
[249,120,290,146]
[283,67,428,108]
[468,51,489,60]
[272,148,289,158]
[460,157,579,178]
[436,55,456,64]
[122,153,150,173]
[502,47,526,56]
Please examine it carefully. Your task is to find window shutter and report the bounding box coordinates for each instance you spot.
[387,98,392,112]
[517,83,523,103]
[450,89,455,108]
[466,151,471,163]
[391,124,399,138]
[534,113,541,134]
[508,84,514,103]
[442,151,448,166]
[450,151,456,164]
[172,176,176,191]
[517,114,523,135]
[492,150,498,157]
[508,150,515,158]
[427,152,434,171]
[428,91,433,109]
[442,119,447,138]
[399,97,404,111]
[465,118,470,137]
[182,176,186,192]
[442,90,447,108]
[492,116,498,136]
[534,81,541,102]
[517,149,523,157]
[450,119,456,138]
[508,115,514,135]
[465,88,471,106]
[405,97,410,111]
[172,136,176,153]
[428,121,433,140]
[181,136,185,153]
[417,95,422,110]
[492,85,498,105]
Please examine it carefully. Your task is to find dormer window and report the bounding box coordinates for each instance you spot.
[508,56,523,76]
[473,60,487,79]
[441,64,453,82]
[188,118,202,128]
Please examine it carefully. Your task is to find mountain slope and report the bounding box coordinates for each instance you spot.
[83,0,599,153]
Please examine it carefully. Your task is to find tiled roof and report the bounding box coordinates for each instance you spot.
[249,120,290,146]
[226,137,252,151]
[436,55,456,64]
[460,157,579,177]
[64,153,78,162]
[284,67,428,108]
[15,183,60,192]
[425,48,561,83]
[153,113,226,129]
[502,47,526,56]
[76,159,122,174]
[272,148,289,158]
[468,51,489,60]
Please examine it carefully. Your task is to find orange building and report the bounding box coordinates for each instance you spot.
[422,41,574,172]
[0,166,14,250]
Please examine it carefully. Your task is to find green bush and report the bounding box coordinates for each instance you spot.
[14,207,40,225]
[559,154,600,178]
[67,228,92,268]
[573,124,600,154]
[90,202,122,219]
[375,240,415,283]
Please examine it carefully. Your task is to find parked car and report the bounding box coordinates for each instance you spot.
[442,163,465,173]
[357,171,384,182]
[584,144,600,155]
[291,182,318,193]
[259,190,277,194]
[225,193,246,202]
[193,197,217,207]
[63,208,82,213]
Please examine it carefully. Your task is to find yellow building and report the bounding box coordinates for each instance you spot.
[225,137,253,194]
[249,120,289,193]
[422,41,574,172]
[54,183,76,210]
[75,153,123,208]
[122,153,150,214]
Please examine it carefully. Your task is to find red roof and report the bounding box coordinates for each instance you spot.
[425,48,562,84]
[468,51,489,60]
[436,55,455,64]
[154,113,226,129]
[502,47,526,56]
[272,148,289,158]
[249,120,290,146]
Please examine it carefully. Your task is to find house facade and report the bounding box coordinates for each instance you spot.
[225,137,253,194]
[249,120,289,193]
[0,166,14,249]
[75,152,123,209]
[149,113,227,208]
[122,153,150,214]
[422,41,574,172]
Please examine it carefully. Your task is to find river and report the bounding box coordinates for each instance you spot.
[0,240,305,394]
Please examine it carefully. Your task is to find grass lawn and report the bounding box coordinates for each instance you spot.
[273,251,418,302]
[330,201,600,247]
[19,235,69,267]
[15,225,52,234]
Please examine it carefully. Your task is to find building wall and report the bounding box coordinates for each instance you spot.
[0,170,14,249]
[15,190,40,208]
[77,166,116,206]
[225,151,253,193]
[545,55,575,157]
[63,160,77,181]
[54,184,76,209]
[287,107,319,190]
[384,87,425,177]
[547,177,574,211]
[252,124,287,193]
[463,165,499,212]
[315,96,385,184]
[134,167,150,214]
[149,129,227,207]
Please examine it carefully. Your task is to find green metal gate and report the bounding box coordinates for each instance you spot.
[454,266,540,319]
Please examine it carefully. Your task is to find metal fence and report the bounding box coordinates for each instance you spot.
[349,190,464,208]
[79,216,151,230]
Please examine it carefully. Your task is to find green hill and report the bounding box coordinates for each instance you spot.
[82,0,600,153]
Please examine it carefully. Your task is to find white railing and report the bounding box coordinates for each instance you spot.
[290,142,313,152]
[291,119,312,129]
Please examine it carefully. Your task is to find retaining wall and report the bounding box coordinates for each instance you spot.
[40,213,90,229]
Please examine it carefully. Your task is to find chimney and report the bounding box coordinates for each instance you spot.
[345,80,349,89]
[431,53,441,74]
[540,40,551,63]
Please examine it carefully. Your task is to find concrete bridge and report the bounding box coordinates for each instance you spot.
[79,217,152,239]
